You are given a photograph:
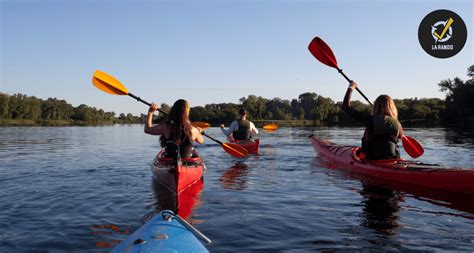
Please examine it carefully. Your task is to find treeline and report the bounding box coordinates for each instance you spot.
[189,94,446,127]
[2,65,472,128]
[0,93,142,125]
[189,65,473,128]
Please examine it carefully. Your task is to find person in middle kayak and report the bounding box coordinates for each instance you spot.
[145,99,204,158]
[220,108,258,141]
[342,81,403,160]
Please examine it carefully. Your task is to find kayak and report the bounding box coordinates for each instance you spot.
[151,150,205,194]
[232,139,260,155]
[112,210,209,253]
[309,135,474,195]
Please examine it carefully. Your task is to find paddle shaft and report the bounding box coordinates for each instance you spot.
[201,131,223,145]
[336,68,373,106]
[128,92,169,115]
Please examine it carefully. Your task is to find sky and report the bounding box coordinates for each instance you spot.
[1,0,473,116]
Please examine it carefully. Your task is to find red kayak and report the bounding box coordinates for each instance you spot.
[232,139,260,155]
[309,135,474,195]
[151,150,206,194]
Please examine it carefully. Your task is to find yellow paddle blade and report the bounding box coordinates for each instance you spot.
[222,143,248,158]
[191,121,211,129]
[263,124,278,131]
[92,70,129,95]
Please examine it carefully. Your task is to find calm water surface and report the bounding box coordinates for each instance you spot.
[1,126,474,252]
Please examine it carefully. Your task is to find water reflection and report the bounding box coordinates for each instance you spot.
[313,158,474,215]
[390,184,474,215]
[444,128,474,146]
[151,179,204,220]
[359,184,401,235]
[220,162,249,190]
[90,224,130,249]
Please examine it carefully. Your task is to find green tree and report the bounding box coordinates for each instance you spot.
[298,92,318,119]
[27,96,42,120]
[0,93,9,119]
[266,98,291,120]
[438,65,474,127]
[240,95,267,120]
[468,65,474,78]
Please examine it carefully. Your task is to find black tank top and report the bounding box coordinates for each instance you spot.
[162,132,194,159]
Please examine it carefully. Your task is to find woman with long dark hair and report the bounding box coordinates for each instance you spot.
[144,99,203,158]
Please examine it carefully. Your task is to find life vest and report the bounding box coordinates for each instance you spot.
[362,115,400,160]
[232,119,251,141]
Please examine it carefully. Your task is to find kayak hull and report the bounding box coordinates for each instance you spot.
[112,210,208,253]
[232,139,260,155]
[151,151,205,194]
[309,136,474,195]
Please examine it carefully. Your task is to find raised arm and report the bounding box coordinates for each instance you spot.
[342,81,371,124]
[342,81,357,112]
[144,102,166,135]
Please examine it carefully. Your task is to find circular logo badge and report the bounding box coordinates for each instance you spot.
[418,9,468,59]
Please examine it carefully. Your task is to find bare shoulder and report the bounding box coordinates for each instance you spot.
[156,123,171,137]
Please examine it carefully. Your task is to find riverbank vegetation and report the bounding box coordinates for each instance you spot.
[1,65,473,128]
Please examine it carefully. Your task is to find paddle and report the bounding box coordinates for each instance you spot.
[92,70,209,130]
[308,37,373,105]
[308,37,424,158]
[190,121,211,130]
[262,124,278,131]
[401,135,424,158]
[92,70,248,158]
[201,131,248,158]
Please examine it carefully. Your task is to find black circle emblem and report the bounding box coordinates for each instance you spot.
[418,9,468,59]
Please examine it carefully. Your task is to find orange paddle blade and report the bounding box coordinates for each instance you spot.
[92,70,129,95]
[263,124,278,131]
[191,121,211,130]
[222,143,248,158]
[402,135,424,158]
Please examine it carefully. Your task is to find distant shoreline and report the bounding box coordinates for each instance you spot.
[1,119,446,128]
[0,119,115,127]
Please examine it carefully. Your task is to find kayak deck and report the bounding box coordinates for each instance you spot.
[309,135,474,195]
[112,210,209,253]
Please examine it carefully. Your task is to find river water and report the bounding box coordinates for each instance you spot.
[1,126,473,252]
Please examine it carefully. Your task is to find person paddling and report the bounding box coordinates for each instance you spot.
[220,108,258,141]
[145,99,204,158]
[342,82,403,160]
